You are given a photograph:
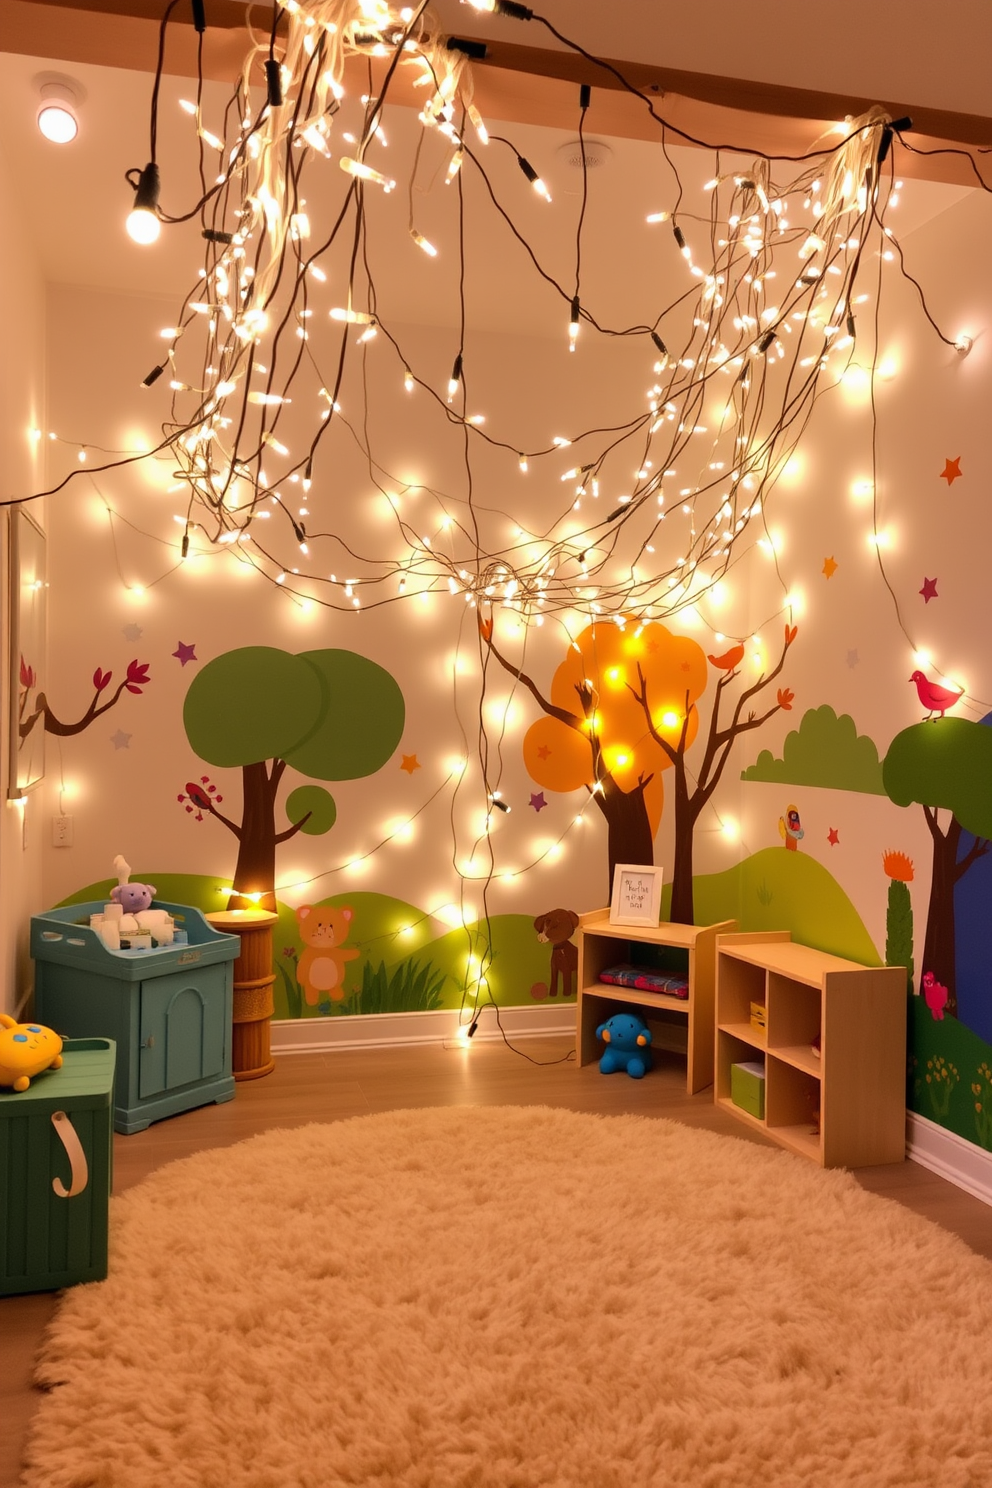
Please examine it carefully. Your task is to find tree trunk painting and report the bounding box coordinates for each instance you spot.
[594,776,655,902]
[669,765,696,926]
[229,762,282,911]
[920,809,989,1018]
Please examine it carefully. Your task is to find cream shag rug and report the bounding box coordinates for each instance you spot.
[23,1106,992,1488]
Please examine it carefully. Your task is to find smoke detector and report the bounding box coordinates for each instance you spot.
[556,139,613,172]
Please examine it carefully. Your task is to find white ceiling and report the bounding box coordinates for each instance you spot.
[0,30,975,337]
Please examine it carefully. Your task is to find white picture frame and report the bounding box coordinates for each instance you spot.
[609,864,663,927]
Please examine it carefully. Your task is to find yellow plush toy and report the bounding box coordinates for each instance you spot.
[0,1014,63,1092]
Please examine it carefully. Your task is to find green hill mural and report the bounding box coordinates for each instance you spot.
[668,848,881,966]
[742,705,885,794]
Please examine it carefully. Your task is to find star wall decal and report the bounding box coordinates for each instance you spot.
[536,744,552,760]
[529,792,548,812]
[827,828,840,846]
[172,641,197,666]
[919,577,938,603]
[940,457,962,485]
[846,649,860,668]
[822,556,838,579]
[400,754,421,774]
[110,729,131,750]
[122,624,143,641]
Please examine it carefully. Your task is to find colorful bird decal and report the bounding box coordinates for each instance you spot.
[922,971,948,1021]
[707,642,745,673]
[909,670,964,720]
[778,804,804,851]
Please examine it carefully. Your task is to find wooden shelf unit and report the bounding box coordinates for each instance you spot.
[577,912,736,1093]
[715,933,907,1167]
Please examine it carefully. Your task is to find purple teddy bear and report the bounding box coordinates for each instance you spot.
[110,854,156,913]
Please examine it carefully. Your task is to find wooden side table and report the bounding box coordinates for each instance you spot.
[206,910,279,1080]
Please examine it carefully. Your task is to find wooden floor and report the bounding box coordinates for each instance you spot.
[3,1035,991,1487]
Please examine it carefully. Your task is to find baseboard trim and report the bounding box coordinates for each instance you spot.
[271,1002,577,1054]
[906,1111,992,1208]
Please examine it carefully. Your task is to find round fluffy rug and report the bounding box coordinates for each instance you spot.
[23,1106,992,1488]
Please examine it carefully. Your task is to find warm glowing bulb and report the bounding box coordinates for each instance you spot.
[126,208,160,245]
[38,101,78,144]
[339,157,395,191]
[330,307,374,324]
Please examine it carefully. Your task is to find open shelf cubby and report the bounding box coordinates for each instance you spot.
[576,911,736,1094]
[715,932,907,1168]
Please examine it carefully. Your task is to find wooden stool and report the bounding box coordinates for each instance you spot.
[206,910,279,1080]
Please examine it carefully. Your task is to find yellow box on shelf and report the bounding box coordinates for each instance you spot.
[749,1000,766,1032]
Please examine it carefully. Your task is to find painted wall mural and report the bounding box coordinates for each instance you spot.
[485,616,797,920]
[180,646,405,910]
[30,159,992,1166]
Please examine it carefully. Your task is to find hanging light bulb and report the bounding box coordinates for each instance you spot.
[569,295,580,352]
[516,154,551,202]
[125,162,161,245]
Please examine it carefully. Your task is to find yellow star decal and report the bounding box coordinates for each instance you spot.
[822,556,838,579]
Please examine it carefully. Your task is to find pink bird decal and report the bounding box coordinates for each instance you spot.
[922,971,948,1021]
[909,670,964,720]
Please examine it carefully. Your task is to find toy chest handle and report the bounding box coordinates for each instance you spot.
[51,1111,89,1198]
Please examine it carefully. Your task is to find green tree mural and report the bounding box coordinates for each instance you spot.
[182,647,404,910]
[882,719,992,1015]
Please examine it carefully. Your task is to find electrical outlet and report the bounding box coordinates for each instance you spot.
[52,815,74,848]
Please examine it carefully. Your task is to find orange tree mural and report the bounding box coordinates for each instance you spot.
[484,618,796,921]
[182,646,404,911]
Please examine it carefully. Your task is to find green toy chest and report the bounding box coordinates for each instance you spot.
[32,902,239,1134]
[0,1039,115,1296]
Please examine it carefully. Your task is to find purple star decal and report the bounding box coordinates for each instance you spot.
[919,577,938,604]
[173,641,197,666]
[529,792,548,813]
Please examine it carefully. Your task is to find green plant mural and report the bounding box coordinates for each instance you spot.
[742,704,885,793]
[181,647,405,911]
[924,1055,959,1120]
[882,851,915,994]
[350,957,448,1016]
[908,996,992,1145]
[972,1063,992,1151]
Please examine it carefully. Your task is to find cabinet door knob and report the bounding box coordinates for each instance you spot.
[143,1034,156,1049]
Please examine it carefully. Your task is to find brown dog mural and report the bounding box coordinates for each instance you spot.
[532,908,580,999]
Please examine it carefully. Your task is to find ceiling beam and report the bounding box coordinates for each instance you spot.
[4,0,989,186]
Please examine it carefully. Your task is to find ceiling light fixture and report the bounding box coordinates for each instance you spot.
[36,80,79,144]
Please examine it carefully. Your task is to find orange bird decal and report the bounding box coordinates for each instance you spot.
[707,642,745,673]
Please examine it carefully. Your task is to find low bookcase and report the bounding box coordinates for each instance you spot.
[715,932,907,1167]
[577,911,736,1093]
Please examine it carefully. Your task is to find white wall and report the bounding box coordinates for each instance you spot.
[0,133,46,1017]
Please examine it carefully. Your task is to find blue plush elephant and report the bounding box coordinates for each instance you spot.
[596,1013,653,1078]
